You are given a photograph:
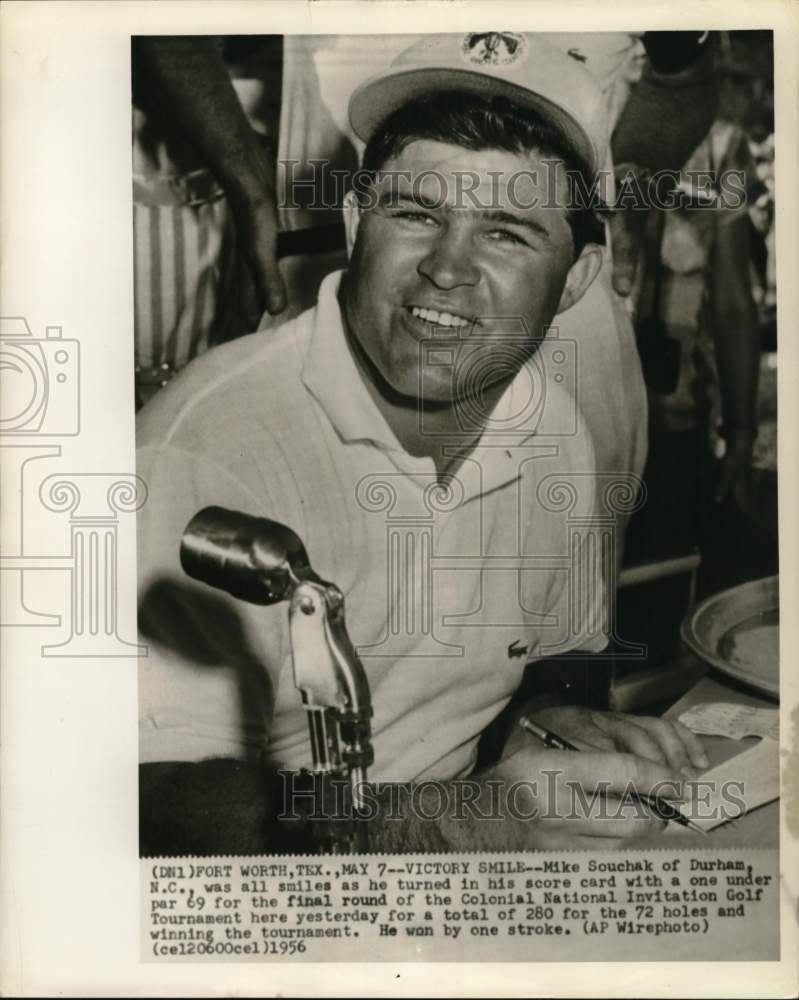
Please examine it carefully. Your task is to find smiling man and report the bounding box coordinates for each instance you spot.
[137,34,706,855]
[339,93,604,476]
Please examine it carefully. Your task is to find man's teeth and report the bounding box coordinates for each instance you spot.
[410,306,471,328]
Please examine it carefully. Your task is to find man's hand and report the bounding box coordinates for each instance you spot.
[525,705,709,775]
[437,744,684,852]
[245,198,287,316]
[608,204,649,297]
[228,185,287,327]
[133,36,288,327]
[437,705,709,851]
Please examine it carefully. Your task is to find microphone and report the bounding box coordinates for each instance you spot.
[180,505,315,606]
[180,505,373,853]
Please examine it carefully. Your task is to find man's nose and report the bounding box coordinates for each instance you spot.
[417,225,481,290]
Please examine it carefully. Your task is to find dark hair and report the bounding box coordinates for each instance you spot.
[361,91,606,256]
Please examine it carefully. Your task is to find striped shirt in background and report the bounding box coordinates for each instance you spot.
[131,35,360,408]
[132,173,244,406]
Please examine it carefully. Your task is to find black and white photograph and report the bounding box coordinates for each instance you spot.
[135,30,779,849]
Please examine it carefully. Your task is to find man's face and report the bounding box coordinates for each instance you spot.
[342,139,598,403]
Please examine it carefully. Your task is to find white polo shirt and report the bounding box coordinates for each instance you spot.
[137,271,607,782]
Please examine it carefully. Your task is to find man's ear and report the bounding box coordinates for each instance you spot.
[343,189,362,260]
[555,243,603,315]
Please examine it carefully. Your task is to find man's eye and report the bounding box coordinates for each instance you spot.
[393,210,438,226]
[485,228,528,246]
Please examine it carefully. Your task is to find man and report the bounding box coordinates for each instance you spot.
[132,33,649,485]
[132,31,717,481]
[138,34,706,855]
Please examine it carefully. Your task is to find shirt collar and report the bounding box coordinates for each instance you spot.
[301,270,403,452]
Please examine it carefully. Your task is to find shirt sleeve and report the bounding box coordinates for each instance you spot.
[137,441,291,764]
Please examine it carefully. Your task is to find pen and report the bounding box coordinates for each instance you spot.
[518,716,707,836]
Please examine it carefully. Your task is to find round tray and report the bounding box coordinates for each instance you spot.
[680,575,779,699]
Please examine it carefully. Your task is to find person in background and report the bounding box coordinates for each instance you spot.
[715,34,776,351]
[608,30,720,295]
[623,110,762,596]
[131,34,368,408]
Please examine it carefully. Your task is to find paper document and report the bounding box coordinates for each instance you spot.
[675,737,780,832]
[678,701,779,741]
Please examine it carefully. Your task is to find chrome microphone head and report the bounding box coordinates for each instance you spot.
[180,505,313,605]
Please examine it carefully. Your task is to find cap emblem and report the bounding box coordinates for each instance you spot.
[461,32,527,67]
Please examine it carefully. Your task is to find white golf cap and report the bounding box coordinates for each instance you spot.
[349,32,607,175]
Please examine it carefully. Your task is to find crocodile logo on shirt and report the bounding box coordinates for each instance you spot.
[507,639,529,659]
